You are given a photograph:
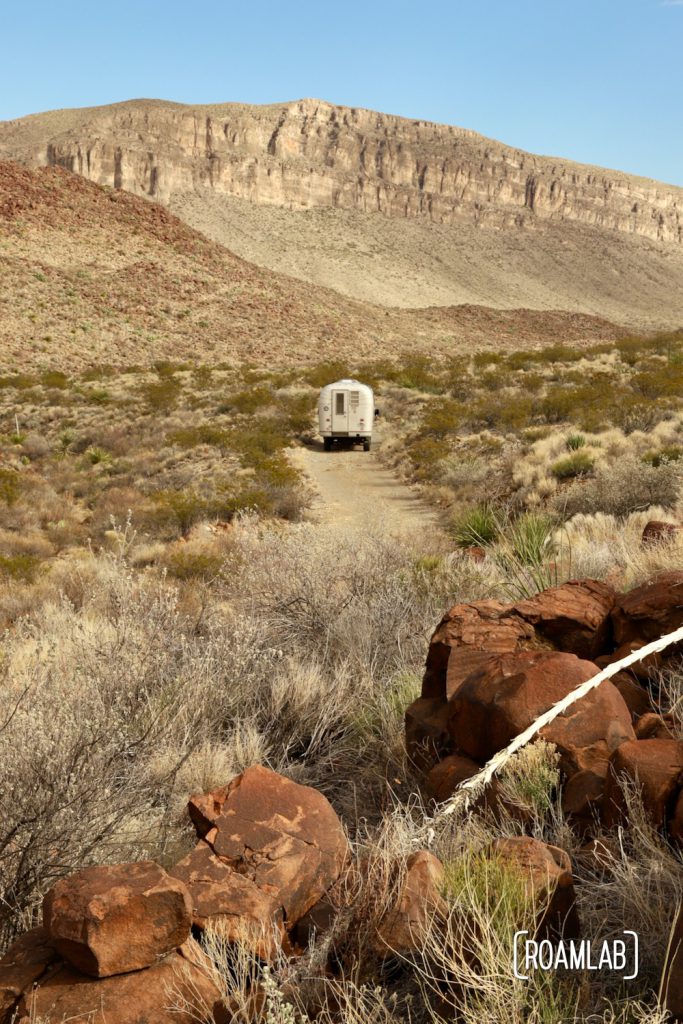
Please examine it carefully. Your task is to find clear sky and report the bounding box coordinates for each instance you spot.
[2,0,682,185]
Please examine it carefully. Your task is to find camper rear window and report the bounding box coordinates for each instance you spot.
[335,393,345,414]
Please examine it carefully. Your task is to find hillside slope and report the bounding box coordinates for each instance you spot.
[2,97,683,326]
[0,161,624,372]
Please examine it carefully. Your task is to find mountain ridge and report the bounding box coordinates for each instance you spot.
[2,97,683,326]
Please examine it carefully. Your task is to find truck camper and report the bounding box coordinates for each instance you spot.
[318,379,375,451]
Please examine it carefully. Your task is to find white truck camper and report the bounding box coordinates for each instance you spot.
[318,379,375,451]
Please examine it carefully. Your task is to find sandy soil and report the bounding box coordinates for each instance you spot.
[290,433,443,539]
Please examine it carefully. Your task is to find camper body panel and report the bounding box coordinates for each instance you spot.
[318,379,374,447]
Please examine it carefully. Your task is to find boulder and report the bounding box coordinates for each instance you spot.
[662,903,683,1021]
[599,640,664,683]
[374,851,444,955]
[513,579,615,659]
[447,651,633,768]
[0,927,58,1024]
[14,950,224,1024]
[170,842,285,959]
[603,738,683,828]
[43,861,192,978]
[634,712,676,740]
[424,753,481,803]
[642,520,681,546]
[492,837,580,939]
[612,571,683,647]
[176,766,348,948]
[422,601,536,701]
[405,697,453,771]
[609,671,652,720]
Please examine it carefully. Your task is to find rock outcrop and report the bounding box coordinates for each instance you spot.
[2,98,681,245]
[171,765,349,957]
[409,573,683,832]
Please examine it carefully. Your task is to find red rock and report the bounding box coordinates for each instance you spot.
[463,545,486,561]
[405,697,453,772]
[669,789,683,844]
[43,861,192,978]
[424,753,481,803]
[374,851,444,955]
[169,842,285,959]
[187,784,231,838]
[492,837,580,939]
[662,903,683,1021]
[642,520,681,546]
[603,738,683,828]
[15,951,223,1024]
[609,671,652,720]
[182,766,348,943]
[422,600,536,700]
[513,579,615,659]
[600,640,663,683]
[447,651,633,767]
[634,712,676,740]
[612,571,683,646]
[0,928,58,1024]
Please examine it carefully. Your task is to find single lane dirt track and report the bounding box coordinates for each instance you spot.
[290,440,443,539]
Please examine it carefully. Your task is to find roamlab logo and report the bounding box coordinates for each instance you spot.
[513,931,639,981]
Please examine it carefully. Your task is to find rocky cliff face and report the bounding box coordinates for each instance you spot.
[2,97,681,246]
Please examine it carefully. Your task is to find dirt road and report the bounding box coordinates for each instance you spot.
[290,438,443,539]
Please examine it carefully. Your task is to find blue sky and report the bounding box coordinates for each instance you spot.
[2,0,682,185]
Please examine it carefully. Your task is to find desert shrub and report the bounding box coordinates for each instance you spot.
[642,445,683,468]
[420,398,465,438]
[406,436,451,481]
[141,376,182,412]
[566,433,586,450]
[394,353,440,392]
[550,450,595,479]
[472,393,533,431]
[40,370,69,389]
[303,360,349,388]
[85,446,111,466]
[604,395,666,435]
[505,511,557,566]
[150,488,215,537]
[163,546,226,580]
[0,553,42,583]
[223,385,273,414]
[556,454,681,518]
[451,503,499,547]
[229,418,291,467]
[166,424,230,448]
[0,469,21,506]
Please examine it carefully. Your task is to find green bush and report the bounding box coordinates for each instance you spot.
[420,398,465,438]
[141,377,181,412]
[406,436,451,481]
[163,548,226,580]
[150,489,214,538]
[550,451,595,479]
[0,469,21,506]
[451,504,499,547]
[0,553,42,582]
[303,361,349,389]
[566,433,586,450]
[506,512,557,566]
[223,385,273,414]
[167,424,230,449]
[40,370,69,390]
[642,445,683,468]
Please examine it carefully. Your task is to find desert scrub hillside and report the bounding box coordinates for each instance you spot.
[0,360,319,611]
[0,160,625,372]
